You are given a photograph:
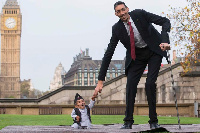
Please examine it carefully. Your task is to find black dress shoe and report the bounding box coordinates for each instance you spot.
[150,123,160,129]
[120,123,132,129]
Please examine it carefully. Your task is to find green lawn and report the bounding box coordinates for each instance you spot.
[0,114,200,130]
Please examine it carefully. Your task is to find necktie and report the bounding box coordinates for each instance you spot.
[127,22,136,60]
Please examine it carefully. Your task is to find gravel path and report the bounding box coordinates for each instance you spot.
[1,124,200,133]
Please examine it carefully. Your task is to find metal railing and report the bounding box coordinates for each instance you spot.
[39,107,62,115]
[92,106,125,115]
[0,108,6,114]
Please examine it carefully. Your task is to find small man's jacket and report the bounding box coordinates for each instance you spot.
[73,105,91,125]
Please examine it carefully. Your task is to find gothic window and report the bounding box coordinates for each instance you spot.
[11,84,14,90]
[161,85,166,103]
[5,84,8,90]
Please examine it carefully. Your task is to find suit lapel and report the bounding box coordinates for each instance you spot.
[130,12,142,35]
[118,20,130,44]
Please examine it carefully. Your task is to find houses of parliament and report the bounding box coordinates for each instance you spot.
[0,0,21,98]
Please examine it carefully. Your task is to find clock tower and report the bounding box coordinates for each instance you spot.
[0,0,22,98]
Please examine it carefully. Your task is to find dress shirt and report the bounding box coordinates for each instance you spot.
[123,17,147,48]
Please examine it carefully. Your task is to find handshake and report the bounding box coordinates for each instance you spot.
[93,80,103,98]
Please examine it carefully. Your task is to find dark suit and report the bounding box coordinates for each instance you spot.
[98,9,171,124]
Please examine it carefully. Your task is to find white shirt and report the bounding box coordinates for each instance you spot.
[123,17,147,48]
[71,100,95,129]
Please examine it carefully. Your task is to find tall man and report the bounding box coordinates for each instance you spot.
[93,1,171,130]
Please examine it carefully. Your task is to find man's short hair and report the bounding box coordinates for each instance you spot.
[114,1,127,11]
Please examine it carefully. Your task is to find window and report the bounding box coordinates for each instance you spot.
[114,64,122,69]
[95,68,98,84]
[123,68,125,74]
[106,70,110,80]
[78,68,82,86]
[90,73,93,85]
[84,68,88,86]
[11,84,14,90]
[112,68,115,78]
[117,69,121,76]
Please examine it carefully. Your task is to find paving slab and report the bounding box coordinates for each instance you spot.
[1,124,200,133]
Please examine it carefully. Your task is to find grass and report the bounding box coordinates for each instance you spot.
[0,114,200,130]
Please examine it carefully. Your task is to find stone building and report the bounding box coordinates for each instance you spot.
[0,0,22,98]
[63,48,126,86]
[21,79,34,91]
[20,79,34,98]
[49,63,66,91]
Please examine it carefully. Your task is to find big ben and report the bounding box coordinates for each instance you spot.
[0,0,21,98]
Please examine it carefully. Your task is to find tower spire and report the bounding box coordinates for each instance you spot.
[4,0,19,8]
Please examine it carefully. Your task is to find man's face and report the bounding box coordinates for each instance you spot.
[75,99,85,109]
[115,4,129,22]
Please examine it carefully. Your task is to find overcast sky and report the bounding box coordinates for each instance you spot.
[0,0,187,92]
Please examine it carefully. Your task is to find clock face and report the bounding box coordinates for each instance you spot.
[5,18,16,29]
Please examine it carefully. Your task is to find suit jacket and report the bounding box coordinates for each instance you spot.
[98,9,171,81]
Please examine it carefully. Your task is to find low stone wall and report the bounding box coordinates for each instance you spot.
[0,103,195,117]
[98,64,200,104]
[0,105,74,115]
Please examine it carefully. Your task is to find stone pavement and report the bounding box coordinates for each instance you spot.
[1,124,200,133]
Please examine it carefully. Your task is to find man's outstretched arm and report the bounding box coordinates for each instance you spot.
[94,24,119,97]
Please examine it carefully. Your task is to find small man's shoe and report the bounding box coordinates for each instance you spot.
[120,123,132,129]
[150,123,160,129]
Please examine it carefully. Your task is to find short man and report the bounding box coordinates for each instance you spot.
[71,93,96,129]
[93,1,171,129]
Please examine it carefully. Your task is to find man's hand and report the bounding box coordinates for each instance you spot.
[93,80,103,97]
[91,95,97,101]
[76,116,80,122]
[159,43,170,51]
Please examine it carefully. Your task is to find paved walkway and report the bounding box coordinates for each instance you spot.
[1,124,200,133]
